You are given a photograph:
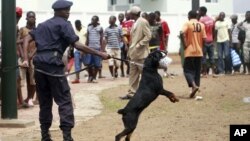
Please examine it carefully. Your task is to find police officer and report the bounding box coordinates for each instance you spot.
[22,1,109,141]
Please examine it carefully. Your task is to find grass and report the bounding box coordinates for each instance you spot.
[100,85,129,113]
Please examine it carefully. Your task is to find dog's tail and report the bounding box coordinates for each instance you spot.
[117,108,125,115]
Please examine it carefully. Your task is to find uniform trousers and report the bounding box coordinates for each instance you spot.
[35,71,74,131]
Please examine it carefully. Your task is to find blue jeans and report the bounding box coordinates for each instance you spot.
[83,49,102,68]
[202,42,215,65]
[217,41,231,74]
[74,50,84,71]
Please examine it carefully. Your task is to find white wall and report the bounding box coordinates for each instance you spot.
[166,0,192,14]
[0,0,108,13]
[166,0,234,14]
[233,0,250,13]
[115,0,130,5]
[200,0,233,15]
[141,0,167,12]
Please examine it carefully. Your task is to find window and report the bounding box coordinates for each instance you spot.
[129,0,134,4]
[111,0,117,5]
[205,0,218,3]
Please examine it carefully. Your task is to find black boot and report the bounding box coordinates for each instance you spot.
[63,131,74,141]
[41,130,53,141]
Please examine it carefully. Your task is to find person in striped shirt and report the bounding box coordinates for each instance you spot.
[104,16,126,78]
[85,16,104,83]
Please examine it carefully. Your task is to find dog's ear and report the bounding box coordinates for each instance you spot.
[153,50,164,61]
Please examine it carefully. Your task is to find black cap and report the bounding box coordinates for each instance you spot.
[52,0,73,10]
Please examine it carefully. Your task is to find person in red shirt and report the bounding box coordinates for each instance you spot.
[119,10,134,77]
[198,6,215,77]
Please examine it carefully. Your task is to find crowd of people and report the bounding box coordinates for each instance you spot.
[0,0,249,140]
[179,7,250,98]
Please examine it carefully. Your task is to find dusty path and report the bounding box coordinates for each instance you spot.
[0,70,129,141]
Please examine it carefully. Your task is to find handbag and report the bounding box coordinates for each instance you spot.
[231,49,241,66]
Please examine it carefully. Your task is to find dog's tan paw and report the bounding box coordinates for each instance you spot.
[169,95,179,103]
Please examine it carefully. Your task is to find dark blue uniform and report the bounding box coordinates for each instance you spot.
[30,16,78,132]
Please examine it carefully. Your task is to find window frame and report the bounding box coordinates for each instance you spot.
[129,0,135,4]
[111,0,117,5]
[205,0,218,3]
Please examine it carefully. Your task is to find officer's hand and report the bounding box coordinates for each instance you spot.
[100,52,111,60]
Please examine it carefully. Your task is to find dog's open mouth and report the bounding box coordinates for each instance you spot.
[158,52,172,69]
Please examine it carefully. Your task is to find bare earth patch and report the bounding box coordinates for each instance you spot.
[65,74,250,141]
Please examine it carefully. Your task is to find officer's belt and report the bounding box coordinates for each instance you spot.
[36,50,63,58]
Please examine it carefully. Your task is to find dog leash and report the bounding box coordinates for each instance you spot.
[0,65,92,77]
[111,57,144,67]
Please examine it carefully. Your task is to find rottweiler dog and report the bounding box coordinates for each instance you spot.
[115,50,179,141]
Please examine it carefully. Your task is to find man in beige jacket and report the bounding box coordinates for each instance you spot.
[120,6,152,100]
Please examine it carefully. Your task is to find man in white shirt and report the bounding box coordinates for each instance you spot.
[215,12,231,75]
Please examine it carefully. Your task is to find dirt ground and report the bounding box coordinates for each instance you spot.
[1,57,250,141]
[69,74,250,141]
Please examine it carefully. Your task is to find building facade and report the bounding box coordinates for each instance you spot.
[108,0,247,14]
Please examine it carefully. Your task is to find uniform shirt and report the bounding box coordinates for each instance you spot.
[74,27,87,52]
[121,20,134,43]
[104,25,123,49]
[215,20,230,43]
[199,15,214,43]
[181,19,206,58]
[241,22,250,42]
[231,23,240,43]
[19,27,36,55]
[87,25,103,49]
[30,16,79,74]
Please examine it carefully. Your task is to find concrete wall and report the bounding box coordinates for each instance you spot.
[109,0,245,15]
[166,0,192,14]
[1,0,108,12]
[233,0,250,13]
[200,0,233,15]
[141,0,167,13]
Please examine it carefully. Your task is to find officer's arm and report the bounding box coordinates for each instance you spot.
[22,34,34,65]
[74,41,110,59]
